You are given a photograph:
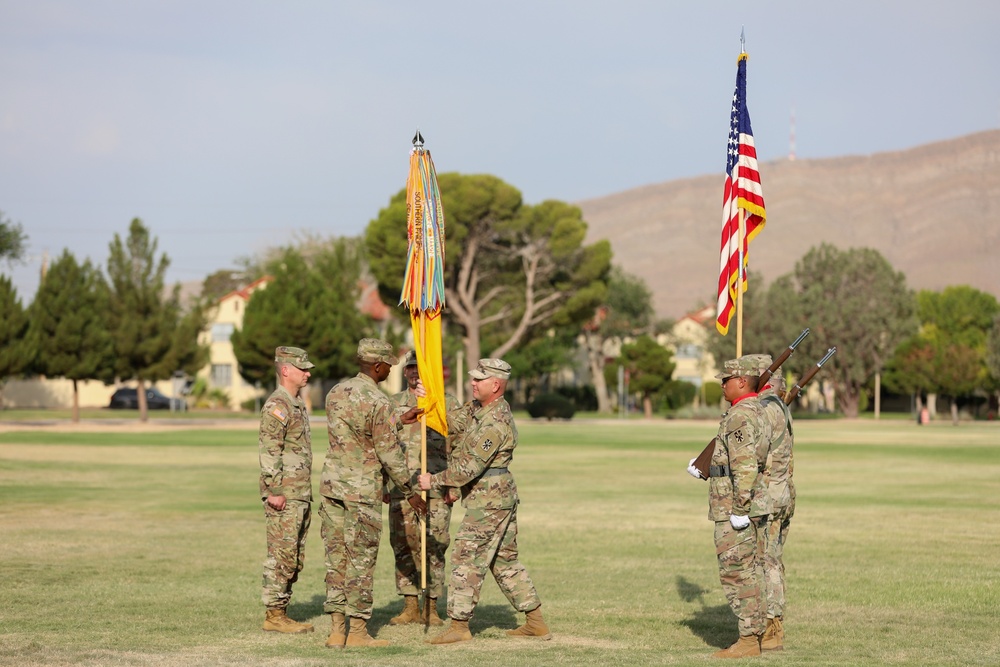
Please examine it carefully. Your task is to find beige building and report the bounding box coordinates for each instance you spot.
[659,305,719,392]
[195,276,272,410]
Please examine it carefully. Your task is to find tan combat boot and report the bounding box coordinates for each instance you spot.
[761,617,784,651]
[505,606,552,640]
[344,618,389,648]
[428,618,472,644]
[324,612,346,649]
[389,595,421,625]
[421,597,444,626]
[262,608,314,634]
[711,635,761,658]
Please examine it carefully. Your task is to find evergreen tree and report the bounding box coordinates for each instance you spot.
[107,218,207,421]
[616,335,676,418]
[232,239,371,388]
[0,210,26,263]
[27,251,115,421]
[0,275,30,407]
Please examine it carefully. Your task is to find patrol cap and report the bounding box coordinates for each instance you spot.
[749,354,773,376]
[469,358,511,380]
[357,338,399,365]
[714,355,762,380]
[275,346,315,370]
[403,350,418,367]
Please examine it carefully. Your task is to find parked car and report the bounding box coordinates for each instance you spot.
[109,387,187,411]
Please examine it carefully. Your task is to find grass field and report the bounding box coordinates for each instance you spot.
[0,418,997,666]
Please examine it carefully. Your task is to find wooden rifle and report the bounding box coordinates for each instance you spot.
[783,347,837,404]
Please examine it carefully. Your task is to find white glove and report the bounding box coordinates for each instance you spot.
[730,514,750,530]
[687,458,703,479]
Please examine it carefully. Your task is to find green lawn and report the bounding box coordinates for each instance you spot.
[0,419,997,666]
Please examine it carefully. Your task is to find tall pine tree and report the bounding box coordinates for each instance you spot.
[0,275,30,407]
[27,251,115,422]
[107,218,207,421]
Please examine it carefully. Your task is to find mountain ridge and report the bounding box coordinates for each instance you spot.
[579,130,1000,319]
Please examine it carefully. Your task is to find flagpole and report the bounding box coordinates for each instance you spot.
[419,311,428,627]
[735,208,745,357]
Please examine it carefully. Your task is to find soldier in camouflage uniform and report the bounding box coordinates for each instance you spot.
[320,338,428,649]
[419,358,551,645]
[386,351,461,627]
[688,355,771,659]
[259,346,315,635]
[752,354,795,652]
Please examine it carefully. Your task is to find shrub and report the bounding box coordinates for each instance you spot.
[554,385,598,412]
[189,377,231,410]
[527,393,576,420]
[703,382,723,407]
[660,380,698,411]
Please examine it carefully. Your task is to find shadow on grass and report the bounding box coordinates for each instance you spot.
[675,575,734,649]
[289,593,326,623]
[468,603,520,634]
[293,591,517,637]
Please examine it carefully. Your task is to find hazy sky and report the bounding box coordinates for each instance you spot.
[2,1,997,301]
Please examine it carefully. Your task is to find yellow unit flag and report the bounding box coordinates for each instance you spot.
[411,308,447,437]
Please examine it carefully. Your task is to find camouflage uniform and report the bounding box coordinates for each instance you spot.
[320,341,421,621]
[708,357,771,638]
[259,351,314,611]
[425,359,542,622]
[757,363,795,620]
[387,386,460,599]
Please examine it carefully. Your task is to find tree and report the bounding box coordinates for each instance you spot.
[727,245,917,417]
[616,335,676,418]
[934,343,981,424]
[583,267,655,413]
[27,251,116,421]
[883,337,936,405]
[107,218,208,421]
[0,275,30,407]
[0,210,27,263]
[503,329,577,407]
[916,286,999,349]
[366,173,611,370]
[232,239,372,387]
[200,269,247,304]
[986,315,1000,413]
[898,286,1000,422]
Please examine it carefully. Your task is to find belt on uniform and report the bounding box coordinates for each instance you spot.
[480,467,509,477]
[708,465,730,478]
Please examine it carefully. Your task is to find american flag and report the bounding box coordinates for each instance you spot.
[716,53,766,336]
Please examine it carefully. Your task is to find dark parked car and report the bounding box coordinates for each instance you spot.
[109,387,186,411]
